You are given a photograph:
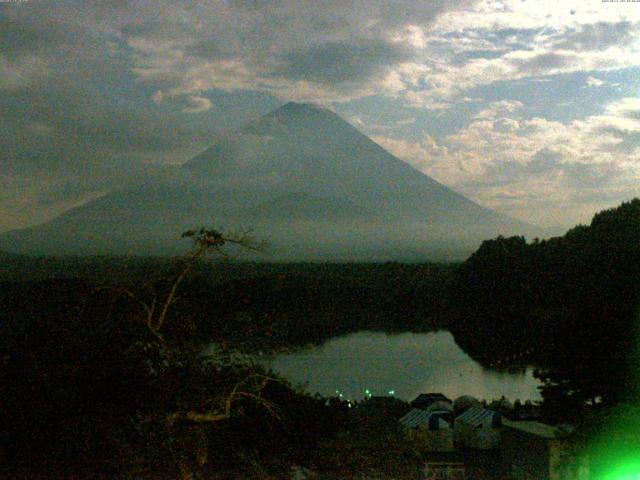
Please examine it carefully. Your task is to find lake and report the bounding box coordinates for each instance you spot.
[267,330,541,402]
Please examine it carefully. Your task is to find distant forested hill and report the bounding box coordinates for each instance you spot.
[449,198,640,408]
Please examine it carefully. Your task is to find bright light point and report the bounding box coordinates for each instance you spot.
[388,390,395,396]
[600,460,640,480]
[588,403,640,480]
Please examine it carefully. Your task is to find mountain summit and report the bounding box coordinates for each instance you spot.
[0,103,539,260]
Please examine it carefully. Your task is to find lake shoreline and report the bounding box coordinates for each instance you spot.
[264,330,542,403]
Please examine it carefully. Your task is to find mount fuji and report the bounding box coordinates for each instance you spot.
[0,102,539,260]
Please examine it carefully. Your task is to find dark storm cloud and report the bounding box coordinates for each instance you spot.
[0,0,476,127]
[459,26,543,49]
[514,52,573,75]
[274,41,412,85]
[490,27,546,42]
[440,27,543,60]
[113,0,474,95]
[186,37,234,61]
[455,49,510,62]
[553,21,639,52]
[627,111,640,121]
[2,86,204,159]
[0,12,75,59]
[598,127,640,154]
[120,20,176,38]
[0,2,223,220]
[475,148,564,185]
[0,13,208,168]
[569,188,634,205]
[527,148,564,175]
[562,161,622,189]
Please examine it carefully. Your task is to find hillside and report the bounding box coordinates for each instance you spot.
[449,198,640,407]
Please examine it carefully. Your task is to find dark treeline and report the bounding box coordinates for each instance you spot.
[449,199,640,413]
[0,251,448,478]
[184,262,453,348]
[0,260,454,351]
[448,199,640,475]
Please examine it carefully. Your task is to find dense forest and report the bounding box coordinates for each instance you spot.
[449,199,640,409]
[446,199,640,475]
[0,258,454,351]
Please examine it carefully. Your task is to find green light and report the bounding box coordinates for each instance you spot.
[600,461,640,480]
[587,403,640,480]
[593,312,640,480]
[388,390,395,396]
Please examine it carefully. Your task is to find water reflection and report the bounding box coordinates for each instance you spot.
[268,331,541,402]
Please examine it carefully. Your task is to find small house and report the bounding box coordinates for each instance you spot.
[411,393,452,410]
[453,395,480,415]
[400,408,454,452]
[454,405,502,450]
[511,400,543,421]
[501,420,589,480]
[426,400,454,423]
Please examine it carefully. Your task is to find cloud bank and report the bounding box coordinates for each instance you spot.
[1,0,639,231]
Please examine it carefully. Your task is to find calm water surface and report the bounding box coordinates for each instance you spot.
[268,331,541,402]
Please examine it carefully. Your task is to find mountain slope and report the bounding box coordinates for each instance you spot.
[0,102,539,260]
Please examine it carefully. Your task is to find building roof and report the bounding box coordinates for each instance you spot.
[456,406,501,428]
[411,393,451,409]
[400,408,451,430]
[427,400,454,413]
[502,420,560,439]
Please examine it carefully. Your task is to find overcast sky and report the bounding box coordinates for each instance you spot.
[1,0,639,232]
